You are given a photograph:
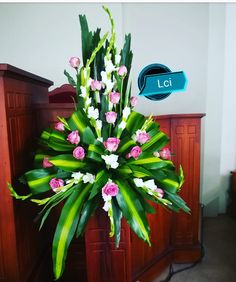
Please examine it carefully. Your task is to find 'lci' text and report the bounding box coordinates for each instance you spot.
[157,78,172,88]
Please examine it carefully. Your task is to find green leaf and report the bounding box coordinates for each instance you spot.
[64,70,76,87]
[152,169,180,193]
[115,179,151,245]
[49,155,89,172]
[179,165,185,190]
[81,126,96,145]
[79,15,93,66]
[117,135,136,154]
[52,183,92,280]
[37,187,74,230]
[76,195,100,237]
[24,168,57,194]
[67,110,90,134]
[126,111,145,135]
[141,131,169,153]
[7,182,32,200]
[89,170,109,199]
[165,191,190,213]
[112,198,123,248]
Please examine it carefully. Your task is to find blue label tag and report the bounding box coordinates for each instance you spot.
[139,71,187,97]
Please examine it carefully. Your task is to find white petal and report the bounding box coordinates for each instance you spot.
[144,179,157,191]
[134,178,144,187]
[118,121,126,130]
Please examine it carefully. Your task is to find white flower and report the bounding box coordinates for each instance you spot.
[106,79,115,92]
[96,119,102,130]
[105,59,116,73]
[88,106,99,120]
[71,172,84,184]
[123,106,131,119]
[134,178,144,187]
[115,54,121,65]
[80,86,87,98]
[118,121,126,130]
[85,97,92,106]
[101,71,108,83]
[97,137,104,143]
[87,77,93,88]
[102,200,111,211]
[101,71,115,92]
[153,151,160,158]
[82,173,95,184]
[144,179,157,191]
[101,154,119,169]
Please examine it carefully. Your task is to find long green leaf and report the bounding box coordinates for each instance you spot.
[115,179,151,245]
[49,155,88,172]
[53,183,92,280]
[126,111,145,135]
[89,170,109,199]
[76,195,100,237]
[112,198,123,248]
[24,168,57,194]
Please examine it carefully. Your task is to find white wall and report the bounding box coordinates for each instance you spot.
[0,3,236,215]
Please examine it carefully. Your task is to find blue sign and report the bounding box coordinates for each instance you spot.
[138,64,187,101]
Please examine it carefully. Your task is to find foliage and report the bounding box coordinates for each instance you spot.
[8,6,190,280]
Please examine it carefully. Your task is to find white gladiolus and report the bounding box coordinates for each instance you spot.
[115,54,121,65]
[133,178,144,187]
[82,173,95,184]
[101,71,115,92]
[102,199,111,211]
[105,59,116,73]
[118,121,126,130]
[122,106,131,119]
[101,154,119,169]
[144,179,157,191]
[88,106,99,120]
[71,172,84,184]
[87,77,93,87]
[134,178,157,191]
[96,119,102,130]
[85,97,92,106]
[80,86,87,98]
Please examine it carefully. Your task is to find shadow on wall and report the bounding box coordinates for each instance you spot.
[203,174,231,217]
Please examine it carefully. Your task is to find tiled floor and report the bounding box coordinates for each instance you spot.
[154,215,236,282]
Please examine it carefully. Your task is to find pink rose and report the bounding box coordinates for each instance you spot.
[69,57,80,68]
[49,178,64,192]
[160,148,171,160]
[67,130,80,145]
[130,96,137,107]
[126,146,142,159]
[42,157,53,168]
[102,182,119,197]
[73,146,85,160]
[91,80,102,91]
[110,92,120,104]
[135,130,150,145]
[105,111,117,124]
[103,137,120,152]
[54,121,65,131]
[155,188,164,198]
[118,65,127,76]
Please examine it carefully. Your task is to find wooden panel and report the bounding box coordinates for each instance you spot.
[85,209,131,282]
[170,118,201,247]
[0,64,53,282]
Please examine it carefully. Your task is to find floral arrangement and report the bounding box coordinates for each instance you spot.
[8,6,189,280]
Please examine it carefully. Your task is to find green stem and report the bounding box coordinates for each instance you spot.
[120,78,124,115]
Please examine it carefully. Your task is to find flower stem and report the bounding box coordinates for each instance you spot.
[120,77,124,115]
